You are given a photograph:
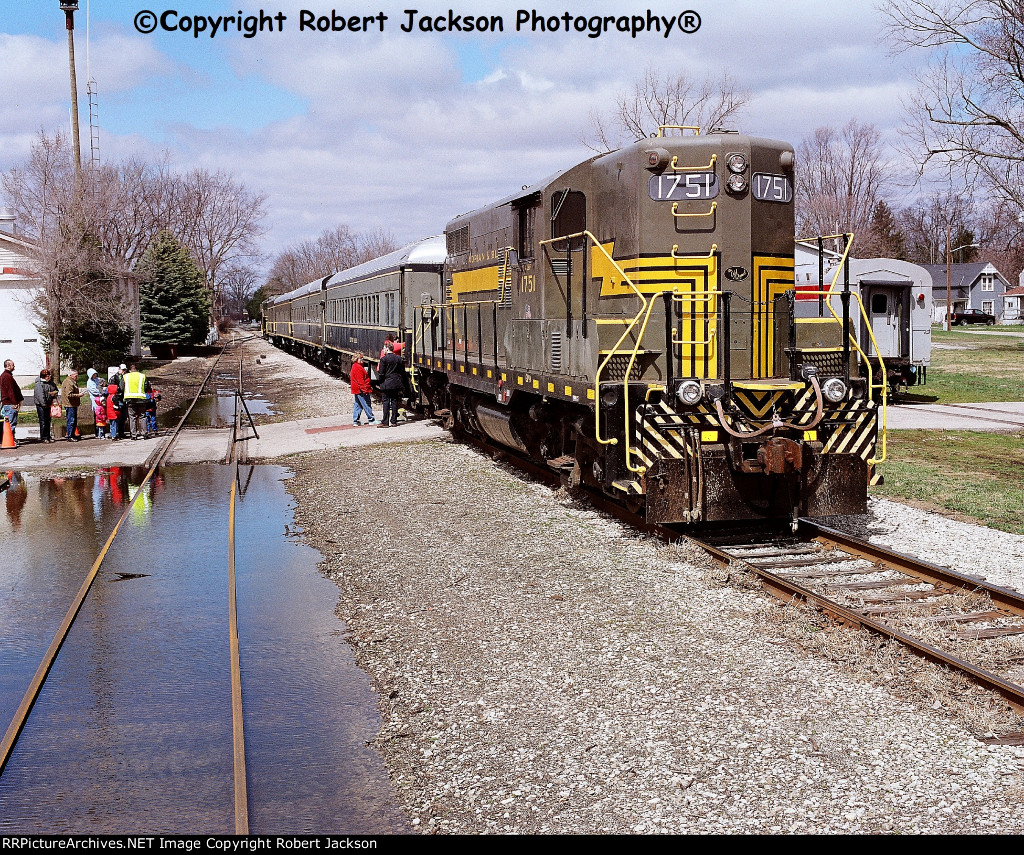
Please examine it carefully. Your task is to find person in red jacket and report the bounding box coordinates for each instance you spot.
[105,375,122,441]
[350,353,376,426]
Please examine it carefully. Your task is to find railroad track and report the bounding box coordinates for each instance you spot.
[460,428,1024,720]
[691,519,1024,718]
[0,334,259,831]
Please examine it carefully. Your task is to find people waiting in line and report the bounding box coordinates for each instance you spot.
[1,359,24,445]
[376,341,410,428]
[115,364,129,439]
[350,353,376,426]
[145,387,161,436]
[33,369,59,443]
[106,373,122,441]
[120,362,154,440]
[60,369,82,441]
[86,368,108,440]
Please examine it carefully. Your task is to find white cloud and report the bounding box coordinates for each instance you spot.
[3,1,932,259]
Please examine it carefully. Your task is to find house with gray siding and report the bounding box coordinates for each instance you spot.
[921,262,1014,323]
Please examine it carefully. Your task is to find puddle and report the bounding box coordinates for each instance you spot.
[161,391,274,428]
[0,466,405,834]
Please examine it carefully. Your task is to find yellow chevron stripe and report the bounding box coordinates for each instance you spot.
[642,429,684,459]
[734,390,786,418]
[665,430,694,455]
[752,255,795,378]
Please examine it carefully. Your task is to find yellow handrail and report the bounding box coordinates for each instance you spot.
[671,201,717,219]
[539,230,647,451]
[671,329,716,348]
[656,125,700,137]
[672,242,717,259]
[669,153,717,172]
[797,288,887,465]
[792,232,886,462]
[818,233,886,462]
[618,289,675,473]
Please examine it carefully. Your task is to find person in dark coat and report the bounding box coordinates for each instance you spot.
[32,369,58,442]
[1,359,25,443]
[375,342,408,428]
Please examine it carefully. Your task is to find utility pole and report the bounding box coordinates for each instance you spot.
[60,1,82,185]
[946,223,951,332]
[945,223,979,331]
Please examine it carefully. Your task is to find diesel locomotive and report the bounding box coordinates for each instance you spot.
[264,128,888,527]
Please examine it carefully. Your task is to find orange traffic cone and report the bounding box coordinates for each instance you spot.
[2,419,15,449]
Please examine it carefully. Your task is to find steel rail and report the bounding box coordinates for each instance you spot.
[0,344,228,777]
[690,522,1024,712]
[797,520,1024,617]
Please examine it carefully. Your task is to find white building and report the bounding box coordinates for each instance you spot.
[0,211,46,387]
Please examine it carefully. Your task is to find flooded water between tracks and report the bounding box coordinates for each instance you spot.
[0,465,406,834]
[160,374,275,429]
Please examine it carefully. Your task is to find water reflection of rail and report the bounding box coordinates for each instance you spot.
[464,429,1024,719]
[0,336,256,828]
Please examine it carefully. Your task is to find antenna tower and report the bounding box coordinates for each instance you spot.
[87,78,100,178]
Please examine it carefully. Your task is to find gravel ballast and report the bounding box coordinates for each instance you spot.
[287,438,1024,834]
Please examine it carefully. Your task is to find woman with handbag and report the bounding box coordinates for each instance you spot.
[33,369,59,443]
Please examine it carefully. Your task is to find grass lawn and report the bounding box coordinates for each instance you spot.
[903,327,1024,404]
[871,430,1024,535]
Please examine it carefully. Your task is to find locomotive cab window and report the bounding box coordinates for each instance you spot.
[551,190,585,242]
[871,293,887,314]
[516,203,537,259]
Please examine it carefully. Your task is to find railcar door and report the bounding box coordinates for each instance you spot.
[865,286,901,358]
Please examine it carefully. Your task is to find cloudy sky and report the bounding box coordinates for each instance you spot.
[1,1,921,258]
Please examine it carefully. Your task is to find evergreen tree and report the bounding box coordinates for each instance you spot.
[246,285,268,322]
[137,231,211,345]
[863,201,906,260]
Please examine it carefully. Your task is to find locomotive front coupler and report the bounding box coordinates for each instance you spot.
[725,431,807,476]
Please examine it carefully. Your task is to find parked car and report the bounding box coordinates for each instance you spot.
[951,308,997,326]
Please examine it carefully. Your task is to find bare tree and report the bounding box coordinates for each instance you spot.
[220,264,260,319]
[881,0,1024,216]
[794,120,891,248]
[3,132,270,362]
[898,190,977,264]
[974,198,1024,277]
[266,226,400,294]
[584,68,751,152]
[2,131,131,373]
[174,168,266,325]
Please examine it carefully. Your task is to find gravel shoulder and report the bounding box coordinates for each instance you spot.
[286,439,1024,834]
[240,335,355,424]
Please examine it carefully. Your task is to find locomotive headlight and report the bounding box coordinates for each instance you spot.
[726,153,747,173]
[727,174,748,193]
[677,380,702,406]
[822,377,848,403]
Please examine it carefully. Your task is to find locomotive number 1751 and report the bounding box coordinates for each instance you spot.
[648,172,719,201]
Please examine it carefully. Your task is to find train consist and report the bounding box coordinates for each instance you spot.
[264,129,888,527]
